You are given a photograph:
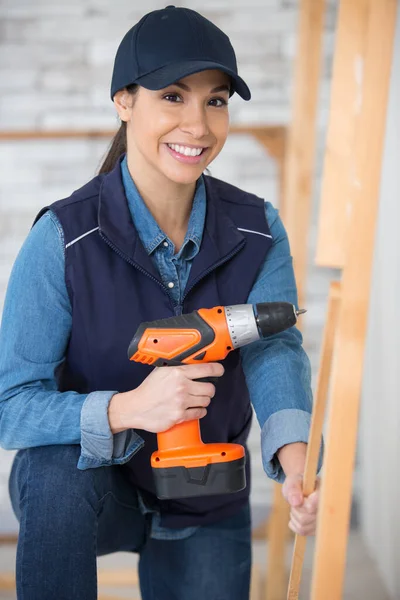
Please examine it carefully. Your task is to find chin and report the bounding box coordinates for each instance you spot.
[163,167,204,186]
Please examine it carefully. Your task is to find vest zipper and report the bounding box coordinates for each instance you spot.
[182,240,246,305]
[100,232,176,313]
[100,232,245,314]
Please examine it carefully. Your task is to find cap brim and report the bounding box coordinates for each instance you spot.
[135,60,251,101]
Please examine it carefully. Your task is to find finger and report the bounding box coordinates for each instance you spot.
[184,395,212,409]
[186,380,216,399]
[290,509,316,528]
[303,494,319,515]
[289,513,317,535]
[283,478,304,507]
[178,362,225,380]
[290,501,316,517]
[183,407,208,421]
[304,490,319,513]
[289,519,316,537]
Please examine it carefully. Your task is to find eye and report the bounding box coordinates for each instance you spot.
[209,97,229,107]
[163,94,183,103]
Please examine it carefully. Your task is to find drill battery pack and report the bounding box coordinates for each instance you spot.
[153,455,246,499]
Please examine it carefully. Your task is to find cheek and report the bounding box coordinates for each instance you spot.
[209,115,229,156]
[131,104,177,151]
[212,112,229,141]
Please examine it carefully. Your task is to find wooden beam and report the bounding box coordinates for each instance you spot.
[0,535,18,544]
[282,0,326,307]
[265,483,289,600]
[98,596,140,600]
[0,129,114,140]
[231,125,286,163]
[97,569,139,587]
[0,573,15,591]
[0,125,285,155]
[310,1,397,597]
[287,281,341,599]
[315,0,370,268]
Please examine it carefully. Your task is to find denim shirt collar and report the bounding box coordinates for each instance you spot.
[121,155,206,260]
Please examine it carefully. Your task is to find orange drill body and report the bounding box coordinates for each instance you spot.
[130,306,233,365]
[130,306,244,475]
[128,302,301,498]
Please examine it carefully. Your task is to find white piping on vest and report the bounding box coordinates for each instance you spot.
[65,227,99,249]
[237,227,272,239]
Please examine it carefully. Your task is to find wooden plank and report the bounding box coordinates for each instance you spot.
[99,596,140,600]
[282,0,326,307]
[250,564,262,600]
[0,573,14,591]
[287,281,341,599]
[0,535,17,544]
[97,569,139,587]
[263,5,326,597]
[310,1,397,597]
[0,569,140,592]
[0,125,285,153]
[0,129,114,140]
[265,484,289,600]
[315,0,370,268]
[234,126,286,164]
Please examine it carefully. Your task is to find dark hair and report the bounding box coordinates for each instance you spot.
[98,84,139,174]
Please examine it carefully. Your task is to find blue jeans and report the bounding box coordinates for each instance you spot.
[9,445,252,600]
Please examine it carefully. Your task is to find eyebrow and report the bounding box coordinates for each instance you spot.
[172,82,231,94]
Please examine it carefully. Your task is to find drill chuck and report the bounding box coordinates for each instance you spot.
[224,302,303,349]
[255,302,300,337]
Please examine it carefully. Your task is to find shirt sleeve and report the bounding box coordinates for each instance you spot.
[240,202,323,483]
[0,211,143,468]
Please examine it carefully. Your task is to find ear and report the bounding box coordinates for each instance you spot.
[113,89,134,122]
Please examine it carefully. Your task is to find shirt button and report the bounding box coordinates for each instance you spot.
[168,282,174,289]
[163,241,168,247]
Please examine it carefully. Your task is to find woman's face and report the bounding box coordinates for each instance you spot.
[114,69,231,186]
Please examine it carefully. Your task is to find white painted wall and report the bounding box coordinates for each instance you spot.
[360,4,400,599]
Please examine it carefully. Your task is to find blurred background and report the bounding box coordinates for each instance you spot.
[0,1,399,599]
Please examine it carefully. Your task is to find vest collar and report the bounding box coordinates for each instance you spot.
[98,155,247,287]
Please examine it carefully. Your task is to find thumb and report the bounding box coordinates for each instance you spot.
[284,475,304,507]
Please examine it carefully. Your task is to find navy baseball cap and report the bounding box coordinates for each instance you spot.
[110,5,251,101]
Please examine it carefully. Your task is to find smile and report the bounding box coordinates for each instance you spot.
[165,143,208,165]
[167,144,205,157]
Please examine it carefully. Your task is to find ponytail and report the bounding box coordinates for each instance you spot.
[98,84,139,174]
[98,122,127,175]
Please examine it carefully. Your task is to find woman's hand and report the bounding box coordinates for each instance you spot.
[108,362,224,434]
[282,474,320,536]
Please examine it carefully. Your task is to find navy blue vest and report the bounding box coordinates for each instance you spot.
[36,156,273,527]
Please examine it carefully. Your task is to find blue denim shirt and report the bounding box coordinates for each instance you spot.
[121,156,206,300]
[0,159,317,531]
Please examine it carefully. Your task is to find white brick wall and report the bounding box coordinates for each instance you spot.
[0,0,337,533]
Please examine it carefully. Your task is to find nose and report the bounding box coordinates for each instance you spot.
[179,103,210,140]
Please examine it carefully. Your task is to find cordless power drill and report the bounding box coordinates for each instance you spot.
[127,302,305,500]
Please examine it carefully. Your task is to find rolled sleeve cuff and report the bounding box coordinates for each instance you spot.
[78,390,144,470]
[261,409,323,483]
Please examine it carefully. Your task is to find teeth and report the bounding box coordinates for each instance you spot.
[167,144,203,157]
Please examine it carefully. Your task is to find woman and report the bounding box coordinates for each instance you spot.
[0,6,320,600]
